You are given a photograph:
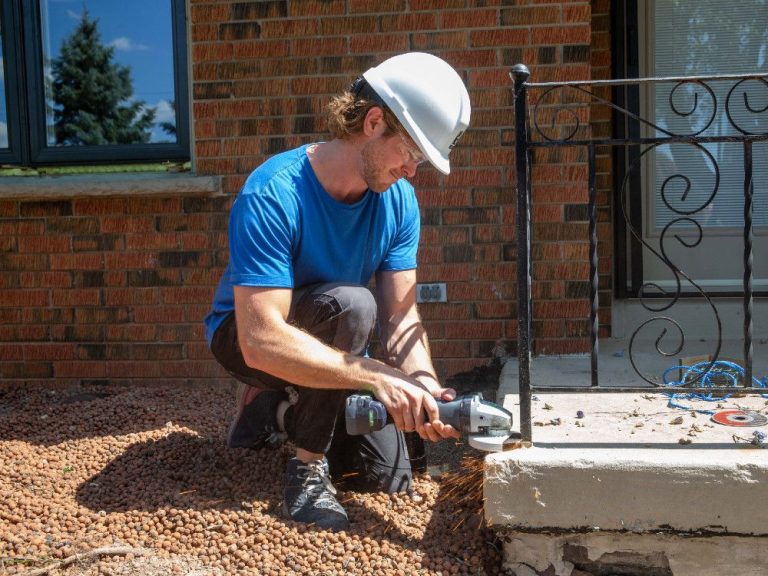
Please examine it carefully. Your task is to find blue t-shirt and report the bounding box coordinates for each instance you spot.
[204,144,420,345]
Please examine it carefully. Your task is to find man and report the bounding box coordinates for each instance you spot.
[204,52,471,531]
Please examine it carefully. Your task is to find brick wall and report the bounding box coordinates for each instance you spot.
[0,195,229,385]
[0,0,600,386]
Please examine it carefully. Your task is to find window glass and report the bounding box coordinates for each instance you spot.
[0,10,8,149]
[39,0,176,148]
[651,1,768,230]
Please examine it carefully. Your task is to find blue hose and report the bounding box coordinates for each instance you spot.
[661,360,768,413]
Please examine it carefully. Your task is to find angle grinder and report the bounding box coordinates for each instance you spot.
[345,393,520,452]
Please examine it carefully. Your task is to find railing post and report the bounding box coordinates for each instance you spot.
[743,139,754,387]
[511,64,532,443]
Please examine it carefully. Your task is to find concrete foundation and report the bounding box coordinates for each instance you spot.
[498,531,768,576]
[483,388,768,575]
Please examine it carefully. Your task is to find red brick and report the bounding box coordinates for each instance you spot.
[430,340,471,358]
[104,288,159,306]
[192,42,234,63]
[349,34,408,53]
[564,4,591,23]
[441,9,497,29]
[185,304,212,323]
[104,253,155,270]
[234,40,291,59]
[106,361,162,378]
[444,320,503,340]
[475,301,514,319]
[381,12,437,31]
[54,361,107,378]
[411,30,468,50]
[49,253,103,270]
[52,289,101,307]
[470,29,529,48]
[501,6,561,26]
[531,25,591,46]
[125,233,179,251]
[291,37,348,56]
[18,236,71,253]
[533,300,591,319]
[441,50,498,70]
[411,0,465,9]
[72,198,125,215]
[133,306,186,323]
[260,19,318,39]
[161,286,213,305]
[418,263,471,282]
[418,303,473,322]
[20,271,72,289]
[190,4,229,23]
[288,0,346,17]
[106,324,157,341]
[24,343,76,361]
[78,212,139,235]
[0,344,24,361]
[350,0,406,12]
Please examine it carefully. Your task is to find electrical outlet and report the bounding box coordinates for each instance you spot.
[416,283,447,303]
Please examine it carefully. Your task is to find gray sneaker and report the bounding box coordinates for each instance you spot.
[283,458,349,531]
[227,384,287,449]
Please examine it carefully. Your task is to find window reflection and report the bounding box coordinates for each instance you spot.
[0,11,8,149]
[39,0,176,147]
[652,1,768,230]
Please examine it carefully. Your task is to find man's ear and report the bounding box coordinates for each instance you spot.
[363,106,387,136]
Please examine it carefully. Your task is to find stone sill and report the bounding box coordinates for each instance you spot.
[484,392,768,536]
[0,172,221,200]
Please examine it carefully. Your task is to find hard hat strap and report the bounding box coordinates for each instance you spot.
[350,76,387,110]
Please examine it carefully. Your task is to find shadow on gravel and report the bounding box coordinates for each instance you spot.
[75,431,287,513]
[0,383,232,446]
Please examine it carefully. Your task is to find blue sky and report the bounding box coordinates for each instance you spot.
[1,0,178,147]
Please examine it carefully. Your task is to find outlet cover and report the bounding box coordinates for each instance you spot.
[416,283,447,303]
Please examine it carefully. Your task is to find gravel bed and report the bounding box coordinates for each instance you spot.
[0,383,505,576]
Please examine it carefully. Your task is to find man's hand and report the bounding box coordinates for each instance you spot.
[422,386,460,442]
[371,379,460,443]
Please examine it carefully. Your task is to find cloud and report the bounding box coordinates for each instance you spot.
[109,37,150,52]
[154,100,175,125]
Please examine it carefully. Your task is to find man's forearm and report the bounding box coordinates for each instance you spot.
[380,314,441,395]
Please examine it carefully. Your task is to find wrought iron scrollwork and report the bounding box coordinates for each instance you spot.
[524,74,747,386]
[529,79,720,143]
[619,142,723,386]
[725,77,768,135]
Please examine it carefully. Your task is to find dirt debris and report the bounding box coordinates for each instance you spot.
[0,383,505,576]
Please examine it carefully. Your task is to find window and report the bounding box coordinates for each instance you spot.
[0,0,188,167]
[644,0,768,231]
[613,0,768,294]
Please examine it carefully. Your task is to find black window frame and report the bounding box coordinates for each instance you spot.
[0,0,189,168]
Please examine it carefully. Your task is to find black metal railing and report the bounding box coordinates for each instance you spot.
[511,64,768,442]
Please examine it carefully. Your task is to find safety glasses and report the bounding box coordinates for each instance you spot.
[397,132,426,166]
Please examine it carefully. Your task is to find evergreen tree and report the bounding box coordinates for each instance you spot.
[51,10,155,146]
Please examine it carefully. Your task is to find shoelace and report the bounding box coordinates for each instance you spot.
[299,461,337,496]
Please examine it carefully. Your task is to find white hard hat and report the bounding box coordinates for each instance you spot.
[360,52,471,175]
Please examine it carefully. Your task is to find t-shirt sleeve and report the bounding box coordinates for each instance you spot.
[379,188,420,272]
[227,188,296,288]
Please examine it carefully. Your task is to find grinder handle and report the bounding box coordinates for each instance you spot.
[345,393,473,436]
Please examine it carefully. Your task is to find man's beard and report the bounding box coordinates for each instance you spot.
[360,139,398,193]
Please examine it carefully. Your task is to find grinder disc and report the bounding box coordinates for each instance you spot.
[711,410,768,427]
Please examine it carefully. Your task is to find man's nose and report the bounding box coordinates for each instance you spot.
[402,161,418,179]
